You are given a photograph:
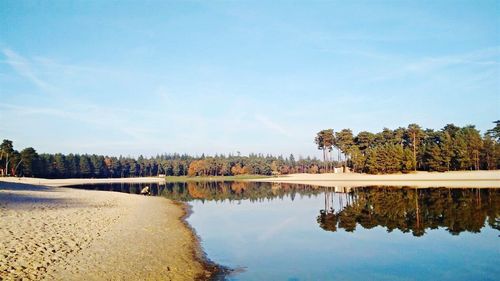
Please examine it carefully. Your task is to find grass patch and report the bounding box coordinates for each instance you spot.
[164,175,271,183]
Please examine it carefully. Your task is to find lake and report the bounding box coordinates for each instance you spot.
[70,182,500,281]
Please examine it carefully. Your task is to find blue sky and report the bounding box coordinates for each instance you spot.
[0,1,499,158]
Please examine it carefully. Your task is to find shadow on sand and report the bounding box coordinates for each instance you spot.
[0,182,53,192]
[0,182,68,208]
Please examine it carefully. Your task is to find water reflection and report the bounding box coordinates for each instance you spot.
[72,181,500,237]
[318,187,500,236]
[161,181,324,202]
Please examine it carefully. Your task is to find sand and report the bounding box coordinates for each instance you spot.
[0,181,215,281]
[251,170,500,188]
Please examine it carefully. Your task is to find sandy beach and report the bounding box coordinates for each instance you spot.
[0,181,216,280]
[251,170,500,188]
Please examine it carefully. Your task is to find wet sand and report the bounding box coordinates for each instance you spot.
[0,181,216,280]
[251,170,500,188]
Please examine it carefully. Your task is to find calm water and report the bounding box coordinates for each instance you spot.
[71,182,500,281]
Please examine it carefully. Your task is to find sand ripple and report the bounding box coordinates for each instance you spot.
[0,183,210,280]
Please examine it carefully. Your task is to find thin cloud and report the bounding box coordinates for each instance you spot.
[255,114,291,137]
[370,46,500,82]
[406,47,500,73]
[0,103,68,118]
[2,48,54,92]
[0,48,162,144]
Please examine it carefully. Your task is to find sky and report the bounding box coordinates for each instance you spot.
[0,1,499,158]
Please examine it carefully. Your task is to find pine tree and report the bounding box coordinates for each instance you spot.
[20,147,39,177]
[365,148,379,174]
[79,156,92,178]
[406,124,424,171]
[54,154,67,178]
[424,143,445,171]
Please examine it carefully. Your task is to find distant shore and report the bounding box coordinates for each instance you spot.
[0,176,166,187]
[164,175,270,182]
[3,170,499,189]
[250,170,500,188]
[0,180,219,280]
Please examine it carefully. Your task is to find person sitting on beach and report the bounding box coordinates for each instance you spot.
[140,186,150,196]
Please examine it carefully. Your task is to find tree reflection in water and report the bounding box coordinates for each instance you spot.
[159,181,326,202]
[158,182,499,236]
[318,187,500,236]
[72,181,499,237]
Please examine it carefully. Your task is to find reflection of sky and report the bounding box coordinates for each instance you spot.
[188,194,500,281]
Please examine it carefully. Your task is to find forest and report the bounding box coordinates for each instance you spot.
[315,121,500,174]
[0,139,322,178]
[1,121,498,178]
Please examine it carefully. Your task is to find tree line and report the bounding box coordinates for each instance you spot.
[0,139,326,178]
[1,121,498,178]
[315,121,500,174]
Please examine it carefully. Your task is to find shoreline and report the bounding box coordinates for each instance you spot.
[0,176,166,187]
[0,180,221,280]
[250,170,500,188]
[179,202,229,280]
